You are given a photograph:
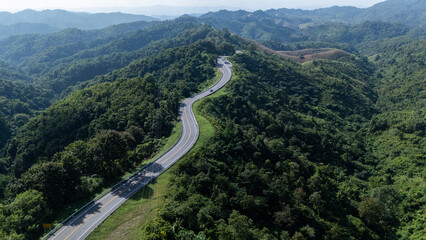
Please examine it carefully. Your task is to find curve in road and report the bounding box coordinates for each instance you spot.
[47,56,232,240]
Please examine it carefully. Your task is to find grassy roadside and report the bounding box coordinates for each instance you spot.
[45,121,182,232]
[120,121,182,180]
[198,68,222,92]
[86,78,219,240]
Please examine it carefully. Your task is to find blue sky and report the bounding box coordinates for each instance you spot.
[1,0,386,13]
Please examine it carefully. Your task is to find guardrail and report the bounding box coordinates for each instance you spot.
[41,130,183,240]
[40,56,228,240]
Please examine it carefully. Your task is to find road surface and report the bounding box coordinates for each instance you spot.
[47,56,232,240]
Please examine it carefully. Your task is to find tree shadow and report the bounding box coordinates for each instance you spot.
[59,162,165,233]
[63,201,103,226]
[109,162,164,200]
[147,162,164,174]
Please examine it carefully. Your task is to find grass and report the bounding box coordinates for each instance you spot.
[86,74,219,240]
[47,63,231,239]
[43,121,182,233]
[86,171,172,240]
[197,68,222,92]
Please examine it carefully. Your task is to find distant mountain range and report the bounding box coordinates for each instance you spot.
[0,9,158,39]
[0,9,158,28]
[201,0,425,29]
[263,0,425,27]
[197,0,425,44]
[0,0,423,40]
[0,23,60,39]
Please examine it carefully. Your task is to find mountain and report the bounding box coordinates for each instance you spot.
[0,24,240,238]
[197,0,425,54]
[200,10,306,43]
[264,0,426,28]
[360,0,426,27]
[0,9,158,30]
[0,23,59,40]
[0,20,158,63]
[134,38,425,240]
[0,1,424,239]
[265,6,363,23]
[0,17,224,96]
[200,10,413,49]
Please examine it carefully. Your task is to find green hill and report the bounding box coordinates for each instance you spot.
[0,2,424,239]
[0,28,238,239]
[141,39,425,240]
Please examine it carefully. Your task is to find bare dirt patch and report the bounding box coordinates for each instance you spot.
[245,38,350,63]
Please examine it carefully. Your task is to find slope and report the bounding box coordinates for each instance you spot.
[140,49,388,239]
[136,39,425,240]
[368,39,425,239]
[0,9,158,30]
[0,33,239,239]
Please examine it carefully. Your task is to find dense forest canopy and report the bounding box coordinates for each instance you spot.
[0,21,239,238]
[0,0,424,239]
[142,40,425,239]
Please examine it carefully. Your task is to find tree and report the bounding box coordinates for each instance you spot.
[0,113,11,149]
[358,197,384,226]
[2,190,49,238]
[218,211,254,240]
[18,162,78,209]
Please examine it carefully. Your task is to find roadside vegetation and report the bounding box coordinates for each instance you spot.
[0,2,424,239]
[87,71,221,239]
[0,22,238,239]
[141,43,425,239]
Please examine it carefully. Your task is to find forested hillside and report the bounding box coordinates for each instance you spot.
[0,23,59,40]
[0,0,424,239]
[142,51,381,239]
[0,17,226,151]
[141,40,424,239]
[0,23,239,238]
[0,9,157,35]
[264,0,425,28]
[0,17,226,96]
[200,0,425,49]
[368,40,425,239]
[0,80,53,144]
[0,20,157,64]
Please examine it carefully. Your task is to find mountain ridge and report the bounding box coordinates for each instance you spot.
[0,9,159,39]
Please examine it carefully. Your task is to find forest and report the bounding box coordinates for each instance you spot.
[140,39,424,239]
[0,0,424,239]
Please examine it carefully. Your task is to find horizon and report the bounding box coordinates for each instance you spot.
[1,0,386,16]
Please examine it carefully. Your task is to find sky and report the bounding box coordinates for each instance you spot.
[1,0,386,14]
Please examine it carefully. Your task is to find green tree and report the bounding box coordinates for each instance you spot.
[218,211,254,240]
[2,190,49,238]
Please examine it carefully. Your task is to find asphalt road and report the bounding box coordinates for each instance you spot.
[47,56,232,240]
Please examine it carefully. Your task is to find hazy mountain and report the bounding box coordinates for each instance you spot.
[77,5,239,18]
[203,0,425,28]
[0,21,158,63]
[264,6,363,23]
[0,9,158,30]
[359,0,426,27]
[0,23,59,40]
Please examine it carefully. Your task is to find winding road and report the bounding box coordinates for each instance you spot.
[47,56,232,240]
